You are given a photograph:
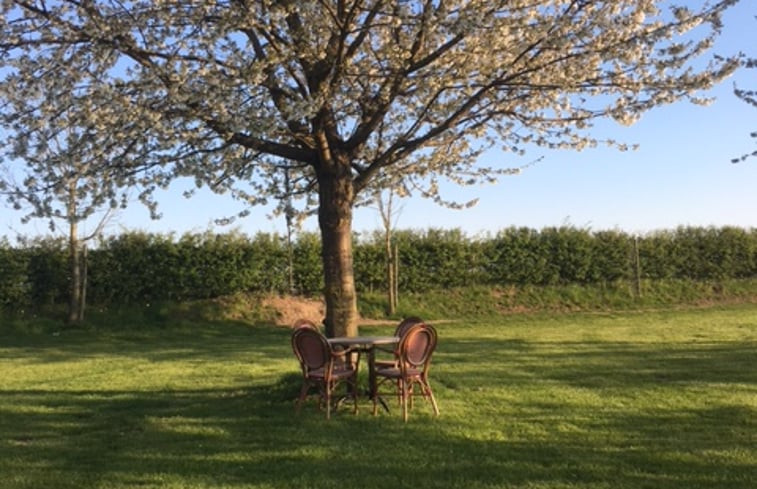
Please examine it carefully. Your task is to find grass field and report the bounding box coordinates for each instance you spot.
[1,305,755,488]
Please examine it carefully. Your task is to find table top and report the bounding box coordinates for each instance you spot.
[327,335,399,347]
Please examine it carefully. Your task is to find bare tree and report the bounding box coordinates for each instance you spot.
[0,0,743,336]
[375,188,401,315]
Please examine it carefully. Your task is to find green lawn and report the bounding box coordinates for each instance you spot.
[1,305,755,488]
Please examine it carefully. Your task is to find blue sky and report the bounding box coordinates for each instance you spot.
[2,2,756,240]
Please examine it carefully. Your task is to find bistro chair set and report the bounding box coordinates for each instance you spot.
[290,317,440,421]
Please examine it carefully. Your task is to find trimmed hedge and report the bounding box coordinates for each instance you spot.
[1,226,756,309]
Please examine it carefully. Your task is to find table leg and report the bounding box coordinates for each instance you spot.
[368,346,391,413]
[368,346,377,398]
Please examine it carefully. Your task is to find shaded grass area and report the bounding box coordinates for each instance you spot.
[1,306,756,488]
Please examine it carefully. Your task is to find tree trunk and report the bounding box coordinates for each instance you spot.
[393,243,399,312]
[79,244,87,322]
[284,168,296,294]
[377,189,397,315]
[385,229,396,316]
[67,217,82,325]
[317,166,359,338]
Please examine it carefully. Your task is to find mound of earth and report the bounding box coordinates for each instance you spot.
[260,295,392,328]
[262,295,326,327]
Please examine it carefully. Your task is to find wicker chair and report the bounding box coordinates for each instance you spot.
[372,323,440,421]
[374,316,424,369]
[291,327,360,419]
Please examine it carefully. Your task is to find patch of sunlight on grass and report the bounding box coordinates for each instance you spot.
[147,416,231,437]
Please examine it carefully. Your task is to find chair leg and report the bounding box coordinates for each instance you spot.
[295,381,310,413]
[372,374,383,415]
[373,375,391,416]
[325,382,332,419]
[421,378,440,416]
[401,379,410,422]
[352,375,360,414]
[317,385,327,412]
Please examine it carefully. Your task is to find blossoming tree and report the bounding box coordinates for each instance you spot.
[0,102,150,323]
[0,0,742,336]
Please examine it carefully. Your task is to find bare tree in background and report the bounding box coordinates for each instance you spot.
[376,188,401,316]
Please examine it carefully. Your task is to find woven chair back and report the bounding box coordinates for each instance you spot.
[400,324,437,370]
[292,328,329,371]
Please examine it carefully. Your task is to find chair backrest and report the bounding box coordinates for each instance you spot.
[291,327,330,372]
[398,323,437,371]
[394,316,424,337]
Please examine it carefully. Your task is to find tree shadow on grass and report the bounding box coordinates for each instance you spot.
[2,372,755,489]
[1,323,755,489]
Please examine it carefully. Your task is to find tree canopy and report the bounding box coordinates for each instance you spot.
[0,0,743,335]
[733,53,756,163]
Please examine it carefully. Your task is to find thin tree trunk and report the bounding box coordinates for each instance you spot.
[78,243,87,322]
[393,243,399,311]
[287,225,295,294]
[67,217,81,324]
[284,168,295,294]
[377,189,396,315]
[386,231,395,315]
[317,167,359,338]
[66,177,81,324]
[634,236,642,299]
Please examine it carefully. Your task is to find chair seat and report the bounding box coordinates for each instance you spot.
[308,365,357,380]
[374,365,422,379]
